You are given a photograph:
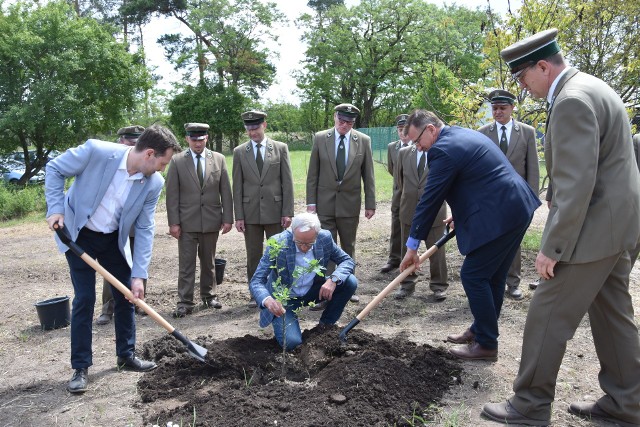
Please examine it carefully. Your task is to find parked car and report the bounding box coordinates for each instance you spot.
[1,161,45,184]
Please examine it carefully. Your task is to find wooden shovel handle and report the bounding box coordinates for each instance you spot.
[53,223,175,333]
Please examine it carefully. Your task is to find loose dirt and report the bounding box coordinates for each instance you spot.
[0,200,637,426]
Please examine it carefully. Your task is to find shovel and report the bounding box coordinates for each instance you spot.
[338,227,456,342]
[53,223,208,362]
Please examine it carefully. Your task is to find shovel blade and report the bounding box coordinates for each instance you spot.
[187,341,208,362]
[171,329,208,362]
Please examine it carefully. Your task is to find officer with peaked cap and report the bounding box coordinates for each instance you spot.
[483,29,640,426]
[380,114,411,275]
[165,121,233,318]
[306,103,376,306]
[477,89,539,301]
[393,114,449,302]
[233,110,294,307]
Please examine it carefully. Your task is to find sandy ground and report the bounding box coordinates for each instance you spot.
[0,200,637,426]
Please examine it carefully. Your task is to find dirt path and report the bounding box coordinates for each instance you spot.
[0,201,636,426]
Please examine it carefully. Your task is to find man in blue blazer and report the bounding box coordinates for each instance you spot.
[249,212,357,351]
[400,110,540,361]
[45,125,182,394]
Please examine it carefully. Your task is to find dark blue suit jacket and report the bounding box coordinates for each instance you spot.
[410,126,541,255]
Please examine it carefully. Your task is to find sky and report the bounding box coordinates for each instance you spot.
[142,0,522,105]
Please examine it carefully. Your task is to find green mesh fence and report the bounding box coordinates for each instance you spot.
[358,127,397,166]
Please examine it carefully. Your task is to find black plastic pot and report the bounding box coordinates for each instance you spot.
[215,258,226,285]
[35,296,71,330]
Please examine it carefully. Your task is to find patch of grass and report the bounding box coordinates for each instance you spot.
[521,229,542,252]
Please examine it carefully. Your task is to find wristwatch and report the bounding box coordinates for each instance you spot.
[329,275,342,285]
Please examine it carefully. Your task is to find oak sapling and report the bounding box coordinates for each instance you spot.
[266,236,325,376]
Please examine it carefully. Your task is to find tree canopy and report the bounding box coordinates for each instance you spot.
[0,0,151,184]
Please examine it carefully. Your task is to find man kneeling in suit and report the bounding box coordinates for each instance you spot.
[249,213,357,351]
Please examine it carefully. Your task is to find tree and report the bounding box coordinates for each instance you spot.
[121,0,284,97]
[0,1,151,185]
[479,0,640,128]
[297,0,489,128]
[168,81,246,153]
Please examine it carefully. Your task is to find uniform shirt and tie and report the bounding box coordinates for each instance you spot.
[192,151,205,187]
[335,131,351,182]
[252,139,266,175]
[417,150,427,179]
[497,120,513,154]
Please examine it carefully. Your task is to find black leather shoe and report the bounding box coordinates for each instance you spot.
[482,401,549,425]
[116,355,157,372]
[529,279,539,290]
[202,298,222,309]
[379,262,399,273]
[568,401,639,427]
[67,368,88,393]
[506,286,524,300]
[172,306,193,318]
[96,313,112,325]
[394,287,414,300]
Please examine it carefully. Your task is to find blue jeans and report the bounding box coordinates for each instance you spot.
[460,219,531,350]
[65,228,136,368]
[272,274,357,351]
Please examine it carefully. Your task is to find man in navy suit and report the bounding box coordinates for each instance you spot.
[45,125,182,393]
[249,212,357,350]
[400,110,540,361]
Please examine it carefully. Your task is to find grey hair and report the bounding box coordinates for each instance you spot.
[291,212,321,233]
[406,110,444,130]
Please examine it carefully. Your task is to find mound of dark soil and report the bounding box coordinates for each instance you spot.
[138,326,463,426]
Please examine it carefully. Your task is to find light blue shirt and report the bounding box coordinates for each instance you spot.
[260,244,317,306]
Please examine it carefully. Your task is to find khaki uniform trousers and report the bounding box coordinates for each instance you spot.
[244,223,284,281]
[386,205,402,266]
[509,250,640,424]
[399,222,448,292]
[317,215,359,275]
[177,231,220,309]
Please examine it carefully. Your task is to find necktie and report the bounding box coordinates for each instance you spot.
[417,151,426,180]
[500,126,508,154]
[256,143,264,175]
[336,135,346,181]
[196,154,204,187]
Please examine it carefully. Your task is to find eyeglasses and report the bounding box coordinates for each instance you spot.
[512,63,535,84]
[414,125,428,145]
[294,239,316,248]
[337,118,354,126]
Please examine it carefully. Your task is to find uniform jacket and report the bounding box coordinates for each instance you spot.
[232,138,294,224]
[478,120,540,193]
[394,145,447,226]
[306,128,376,217]
[543,68,640,263]
[45,139,162,279]
[165,148,233,233]
[633,133,640,171]
[249,229,355,327]
[387,140,410,211]
[409,126,540,255]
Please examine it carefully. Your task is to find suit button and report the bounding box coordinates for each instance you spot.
[555,249,561,254]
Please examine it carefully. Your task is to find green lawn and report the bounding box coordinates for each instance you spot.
[225,150,394,203]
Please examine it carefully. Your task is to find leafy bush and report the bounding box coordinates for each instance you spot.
[0,183,47,221]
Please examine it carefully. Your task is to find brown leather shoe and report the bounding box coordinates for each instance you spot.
[568,401,639,427]
[449,342,497,361]
[379,262,399,273]
[482,401,549,426]
[446,328,475,344]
